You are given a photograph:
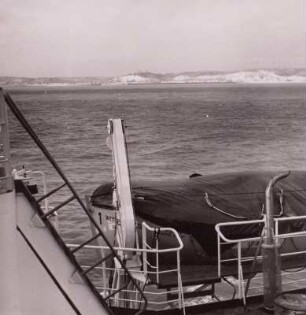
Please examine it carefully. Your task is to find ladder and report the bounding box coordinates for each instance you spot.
[2,88,147,314]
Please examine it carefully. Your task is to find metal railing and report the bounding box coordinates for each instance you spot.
[2,89,147,314]
[215,215,306,304]
[14,169,51,212]
[66,221,186,313]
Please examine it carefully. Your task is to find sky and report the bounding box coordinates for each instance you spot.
[0,0,305,77]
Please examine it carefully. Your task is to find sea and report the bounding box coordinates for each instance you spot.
[7,83,306,244]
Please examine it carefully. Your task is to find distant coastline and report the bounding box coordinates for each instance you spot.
[1,69,305,87]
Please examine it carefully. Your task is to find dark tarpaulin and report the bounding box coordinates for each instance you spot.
[91,171,306,255]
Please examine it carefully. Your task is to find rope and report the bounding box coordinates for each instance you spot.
[204,192,247,220]
[202,189,306,196]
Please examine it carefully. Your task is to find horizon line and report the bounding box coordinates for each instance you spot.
[1,67,305,79]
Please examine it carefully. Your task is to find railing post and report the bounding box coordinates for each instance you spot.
[237,242,242,299]
[217,232,221,277]
[156,234,160,284]
[262,171,290,311]
[142,223,148,277]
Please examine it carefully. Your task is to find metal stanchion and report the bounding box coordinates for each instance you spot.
[262,171,290,311]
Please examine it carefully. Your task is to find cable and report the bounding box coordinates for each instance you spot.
[204,192,247,220]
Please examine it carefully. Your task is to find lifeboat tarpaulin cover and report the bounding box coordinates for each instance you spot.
[91,171,306,255]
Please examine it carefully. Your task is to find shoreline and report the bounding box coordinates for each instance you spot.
[2,82,305,90]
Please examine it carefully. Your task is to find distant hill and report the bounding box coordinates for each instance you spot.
[0,76,110,87]
[1,69,305,87]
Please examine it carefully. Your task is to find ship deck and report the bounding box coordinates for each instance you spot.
[150,254,306,289]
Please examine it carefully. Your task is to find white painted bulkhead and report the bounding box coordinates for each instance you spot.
[0,188,110,315]
[0,190,21,315]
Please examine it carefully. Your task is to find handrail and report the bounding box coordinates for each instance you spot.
[216,214,306,304]
[265,171,290,243]
[215,215,306,243]
[67,242,183,254]
[142,221,184,250]
[67,221,186,314]
[141,221,185,315]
